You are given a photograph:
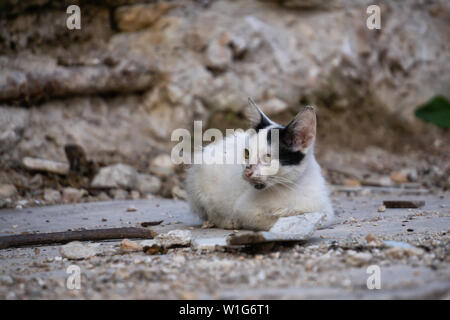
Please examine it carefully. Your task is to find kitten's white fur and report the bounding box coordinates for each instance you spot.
[186,104,334,232]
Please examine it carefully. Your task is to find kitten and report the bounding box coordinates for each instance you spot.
[185,98,334,232]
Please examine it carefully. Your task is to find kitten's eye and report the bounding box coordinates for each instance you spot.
[264,153,271,163]
[244,148,250,160]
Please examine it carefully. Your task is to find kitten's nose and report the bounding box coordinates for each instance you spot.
[254,183,266,190]
[244,169,253,177]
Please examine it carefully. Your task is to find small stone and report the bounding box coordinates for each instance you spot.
[204,36,232,70]
[91,164,137,189]
[390,171,408,183]
[136,174,161,195]
[346,250,372,266]
[365,233,382,246]
[149,154,175,177]
[97,192,111,201]
[59,241,97,260]
[62,188,86,203]
[130,190,140,200]
[0,184,17,199]
[155,229,192,247]
[22,157,69,175]
[201,221,215,229]
[120,239,142,251]
[43,188,61,204]
[378,205,386,212]
[111,189,128,200]
[126,205,137,212]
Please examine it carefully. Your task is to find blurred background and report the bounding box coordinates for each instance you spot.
[0,0,449,208]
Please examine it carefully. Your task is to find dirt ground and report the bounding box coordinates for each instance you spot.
[0,188,448,300]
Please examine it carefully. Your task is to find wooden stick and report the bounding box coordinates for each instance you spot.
[0,227,157,249]
[383,200,425,208]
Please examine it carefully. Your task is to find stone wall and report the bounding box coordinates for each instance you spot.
[1,0,449,170]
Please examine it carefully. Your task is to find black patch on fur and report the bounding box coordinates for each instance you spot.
[267,127,304,166]
[255,116,272,132]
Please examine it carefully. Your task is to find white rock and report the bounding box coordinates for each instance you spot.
[155,229,192,247]
[59,241,97,260]
[136,173,161,194]
[268,212,325,239]
[43,188,61,203]
[141,230,193,250]
[62,188,86,203]
[22,157,69,175]
[91,164,137,189]
[149,154,175,177]
[191,237,228,251]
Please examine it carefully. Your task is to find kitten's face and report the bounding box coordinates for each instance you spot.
[241,99,316,190]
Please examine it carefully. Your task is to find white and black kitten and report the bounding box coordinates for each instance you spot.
[186,99,334,232]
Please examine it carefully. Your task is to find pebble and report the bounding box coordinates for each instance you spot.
[59,241,97,260]
[120,239,142,251]
[126,205,137,212]
[345,250,372,266]
[62,188,86,203]
[149,154,175,177]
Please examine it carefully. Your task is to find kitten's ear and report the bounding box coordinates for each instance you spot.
[244,98,273,129]
[282,106,316,152]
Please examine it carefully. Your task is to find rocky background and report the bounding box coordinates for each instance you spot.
[0,0,449,208]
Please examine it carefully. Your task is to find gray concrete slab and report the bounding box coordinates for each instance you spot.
[0,191,449,299]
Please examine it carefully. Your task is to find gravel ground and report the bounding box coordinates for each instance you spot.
[0,189,449,299]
